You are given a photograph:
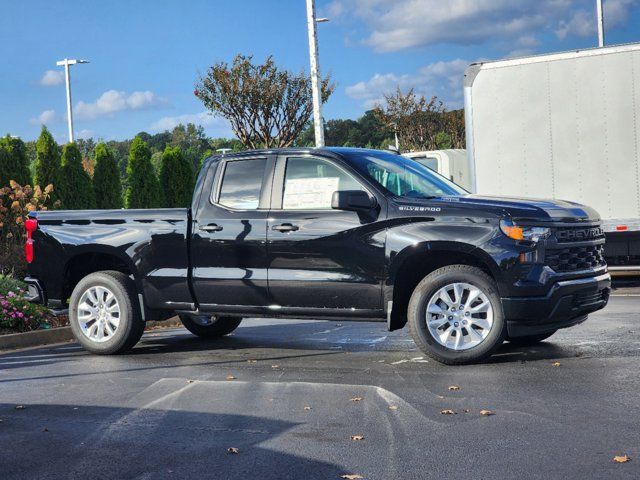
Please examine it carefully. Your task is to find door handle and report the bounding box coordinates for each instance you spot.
[272,223,299,233]
[199,223,223,233]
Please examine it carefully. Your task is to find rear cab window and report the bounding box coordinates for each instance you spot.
[216,158,267,210]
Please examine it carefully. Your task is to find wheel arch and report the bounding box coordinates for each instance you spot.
[62,248,141,306]
[387,241,503,331]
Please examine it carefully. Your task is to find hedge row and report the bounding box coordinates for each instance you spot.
[1,126,196,210]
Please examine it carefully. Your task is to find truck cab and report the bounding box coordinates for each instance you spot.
[25,148,611,364]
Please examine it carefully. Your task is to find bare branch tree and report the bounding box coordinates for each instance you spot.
[195,55,334,149]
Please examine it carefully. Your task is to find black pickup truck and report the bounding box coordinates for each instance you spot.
[24,147,610,364]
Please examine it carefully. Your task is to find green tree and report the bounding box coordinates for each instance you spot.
[125,136,160,209]
[59,143,94,209]
[93,143,123,209]
[0,135,31,187]
[34,126,61,191]
[160,146,194,208]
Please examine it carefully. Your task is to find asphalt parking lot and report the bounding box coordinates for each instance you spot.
[1,286,639,480]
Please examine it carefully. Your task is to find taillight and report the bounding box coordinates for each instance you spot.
[25,217,37,264]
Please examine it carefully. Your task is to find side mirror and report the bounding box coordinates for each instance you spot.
[331,190,378,212]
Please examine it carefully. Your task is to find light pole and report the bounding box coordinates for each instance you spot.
[56,58,89,143]
[596,0,605,47]
[306,0,327,147]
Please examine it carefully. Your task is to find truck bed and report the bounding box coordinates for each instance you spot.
[28,208,192,312]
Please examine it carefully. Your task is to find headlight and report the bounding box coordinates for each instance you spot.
[500,219,550,242]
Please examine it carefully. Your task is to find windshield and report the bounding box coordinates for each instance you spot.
[341,150,467,198]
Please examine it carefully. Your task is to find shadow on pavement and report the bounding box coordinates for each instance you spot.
[0,402,345,480]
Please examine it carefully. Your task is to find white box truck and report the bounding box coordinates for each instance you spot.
[464,42,640,271]
[402,149,473,191]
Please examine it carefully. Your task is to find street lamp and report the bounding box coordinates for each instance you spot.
[596,0,605,47]
[56,58,89,143]
[306,0,327,147]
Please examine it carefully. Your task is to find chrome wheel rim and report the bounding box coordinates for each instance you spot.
[425,282,494,351]
[77,286,121,343]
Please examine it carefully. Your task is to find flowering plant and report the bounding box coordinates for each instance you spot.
[0,290,54,332]
[0,181,58,275]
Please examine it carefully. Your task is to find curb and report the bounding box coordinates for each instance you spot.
[0,317,184,352]
[0,326,74,351]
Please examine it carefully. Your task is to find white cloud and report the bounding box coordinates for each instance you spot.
[39,70,64,86]
[328,0,638,52]
[346,59,470,109]
[556,0,636,39]
[149,111,231,135]
[30,109,56,125]
[75,90,167,120]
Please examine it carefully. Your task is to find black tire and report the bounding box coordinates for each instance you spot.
[508,331,556,346]
[179,314,242,338]
[69,271,144,355]
[407,265,506,365]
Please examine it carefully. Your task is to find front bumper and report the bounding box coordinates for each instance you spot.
[502,272,611,337]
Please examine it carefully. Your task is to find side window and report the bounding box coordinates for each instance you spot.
[217,158,267,210]
[282,157,365,210]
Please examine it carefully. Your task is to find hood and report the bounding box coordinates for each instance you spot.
[394,194,601,223]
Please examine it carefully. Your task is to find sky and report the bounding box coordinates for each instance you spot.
[1,0,639,143]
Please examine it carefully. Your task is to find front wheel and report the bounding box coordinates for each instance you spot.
[407,265,506,365]
[179,314,242,338]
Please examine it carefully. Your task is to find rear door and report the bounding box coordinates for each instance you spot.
[266,154,386,313]
[190,155,274,308]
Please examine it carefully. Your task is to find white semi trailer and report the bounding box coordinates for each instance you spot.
[464,42,640,271]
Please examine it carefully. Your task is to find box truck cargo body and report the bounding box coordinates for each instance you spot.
[464,42,640,270]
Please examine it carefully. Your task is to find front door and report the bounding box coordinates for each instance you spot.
[266,154,386,313]
[191,156,274,308]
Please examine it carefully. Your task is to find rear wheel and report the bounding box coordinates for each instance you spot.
[179,314,242,338]
[508,331,556,346]
[407,265,506,365]
[69,271,144,354]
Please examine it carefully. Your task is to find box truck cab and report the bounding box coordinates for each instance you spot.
[403,149,472,192]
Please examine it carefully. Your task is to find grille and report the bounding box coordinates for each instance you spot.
[545,244,606,272]
[554,226,605,243]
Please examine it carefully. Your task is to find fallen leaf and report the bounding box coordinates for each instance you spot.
[303,406,312,411]
[388,405,398,411]
[448,385,461,391]
[14,405,25,410]
[226,375,236,381]
[340,475,363,480]
[613,455,631,463]
[227,447,239,454]
[480,410,494,416]
[437,395,445,399]
[351,435,365,441]
[440,409,455,415]
[552,362,561,367]
[350,397,363,402]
